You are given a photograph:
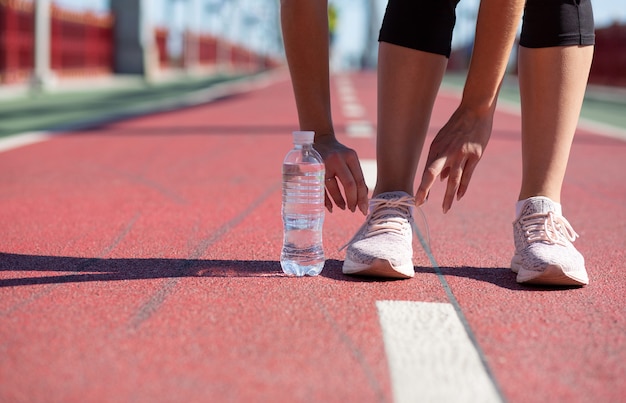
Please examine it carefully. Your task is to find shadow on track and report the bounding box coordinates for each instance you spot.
[0,253,572,290]
[0,254,422,286]
[435,265,584,291]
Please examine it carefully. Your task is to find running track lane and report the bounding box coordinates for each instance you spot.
[0,71,624,402]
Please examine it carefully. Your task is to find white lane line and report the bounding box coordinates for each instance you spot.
[360,158,377,191]
[0,131,52,153]
[337,84,355,96]
[342,103,366,119]
[441,86,626,142]
[0,70,290,154]
[340,93,358,104]
[377,300,502,403]
[335,76,374,137]
[346,120,374,138]
[577,118,626,142]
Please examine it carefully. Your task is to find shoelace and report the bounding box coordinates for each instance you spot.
[340,195,430,251]
[520,211,579,246]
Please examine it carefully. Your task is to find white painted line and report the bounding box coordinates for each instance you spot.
[342,103,365,118]
[0,70,289,154]
[346,120,374,138]
[439,90,626,141]
[442,86,626,142]
[340,93,358,104]
[577,118,626,142]
[495,98,626,141]
[336,82,354,92]
[0,131,52,153]
[334,75,351,85]
[335,75,371,122]
[360,158,377,191]
[377,300,502,403]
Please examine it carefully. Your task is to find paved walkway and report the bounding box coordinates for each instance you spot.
[1,70,625,402]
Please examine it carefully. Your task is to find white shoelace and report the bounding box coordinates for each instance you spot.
[340,195,430,251]
[364,196,415,236]
[520,211,579,246]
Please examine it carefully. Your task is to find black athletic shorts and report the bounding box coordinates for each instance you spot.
[379,0,596,58]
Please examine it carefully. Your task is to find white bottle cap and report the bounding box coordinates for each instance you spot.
[292,131,315,144]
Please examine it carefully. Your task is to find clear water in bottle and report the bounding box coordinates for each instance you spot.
[281,132,325,276]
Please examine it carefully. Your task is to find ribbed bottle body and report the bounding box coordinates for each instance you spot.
[280,141,325,276]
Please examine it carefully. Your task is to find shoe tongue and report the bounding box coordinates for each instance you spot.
[521,196,560,216]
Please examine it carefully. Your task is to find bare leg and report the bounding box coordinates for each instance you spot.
[280,0,333,136]
[518,45,594,202]
[280,0,369,214]
[374,42,448,196]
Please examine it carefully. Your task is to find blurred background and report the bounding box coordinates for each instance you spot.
[1,0,625,92]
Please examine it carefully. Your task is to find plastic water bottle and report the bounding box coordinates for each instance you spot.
[280,131,326,276]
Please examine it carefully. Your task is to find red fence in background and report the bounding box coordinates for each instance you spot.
[445,23,626,88]
[50,4,113,78]
[0,0,34,83]
[197,34,217,66]
[176,31,281,72]
[154,27,169,69]
[0,0,113,84]
[589,23,626,87]
[0,1,281,86]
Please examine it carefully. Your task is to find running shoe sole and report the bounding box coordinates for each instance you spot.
[511,254,589,286]
[343,258,414,279]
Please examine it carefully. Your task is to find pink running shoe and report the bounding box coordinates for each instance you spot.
[511,197,588,286]
[342,191,416,279]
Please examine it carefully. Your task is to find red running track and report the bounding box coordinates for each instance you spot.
[0,71,624,402]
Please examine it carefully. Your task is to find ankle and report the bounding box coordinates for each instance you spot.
[516,196,563,218]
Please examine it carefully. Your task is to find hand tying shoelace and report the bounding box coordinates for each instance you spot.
[340,191,431,279]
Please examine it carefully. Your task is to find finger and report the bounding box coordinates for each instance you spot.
[324,191,333,213]
[416,157,446,206]
[442,163,465,214]
[456,158,478,201]
[344,153,369,215]
[440,166,450,182]
[332,163,359,212]
[325,176,346,210]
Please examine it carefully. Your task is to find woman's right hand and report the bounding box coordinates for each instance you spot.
[314,134,369,215]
